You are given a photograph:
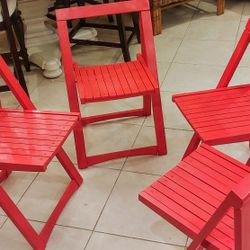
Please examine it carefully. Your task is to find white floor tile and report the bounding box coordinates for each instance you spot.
[86,232,185,250]
[174,39,235,66]
[124,128,193,175]
[96,172,187,245]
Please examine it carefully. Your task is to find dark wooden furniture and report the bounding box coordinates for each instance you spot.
[49,0,139,61]
[151,0,225,35]
[0,0,29,95]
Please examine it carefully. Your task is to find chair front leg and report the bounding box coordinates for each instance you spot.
[182,133,200,159]
[0,187,45,249]
[152,91,167,155]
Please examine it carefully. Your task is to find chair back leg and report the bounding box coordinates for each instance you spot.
[13,10,30,72]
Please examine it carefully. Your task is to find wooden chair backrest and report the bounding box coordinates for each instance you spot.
[56,0,158,113]
[216,19,250,89]
[0,55,35,110]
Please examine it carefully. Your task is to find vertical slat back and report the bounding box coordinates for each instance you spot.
[57,20,81,113]
[0,56,36,110]
[139,9,158,83]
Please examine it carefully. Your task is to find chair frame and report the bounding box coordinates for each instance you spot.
[0,55,83,249]
[173,19,250,160]
[56,0,167,169]
[139,144,250,249]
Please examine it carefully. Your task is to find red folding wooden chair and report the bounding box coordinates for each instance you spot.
[0,55,83,249]
[56,0,167,169]
[172,19,250,160]
[140,143,250,249]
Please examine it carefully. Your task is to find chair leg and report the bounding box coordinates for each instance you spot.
[13,10,30,72]
[152,91,167,155]
[182,133,200,159]
[73,119,88,169]
[217,0,225,15]
[0,187,46,249]
[115,12,131,62]
[131,12,140,43]
[151,6,162,35]
[0,170,11,182]
[4,19,29,95]
[56,148,83,185]
[143,95,151,116]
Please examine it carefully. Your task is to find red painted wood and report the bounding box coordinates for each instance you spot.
[57,0,167,168]
[172,20,250,159]
[56,0,149,21]
[139,144,250,249]
[0,55,83,248]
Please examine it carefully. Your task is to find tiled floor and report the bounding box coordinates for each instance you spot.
[1,0,250,249]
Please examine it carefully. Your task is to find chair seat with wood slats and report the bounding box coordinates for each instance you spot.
[74,57,158,103]
[139,144,250,250]
[173,84,250,145]
[0,109,79,172]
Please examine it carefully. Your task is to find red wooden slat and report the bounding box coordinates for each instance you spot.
[201,126,250,142]
[0,148,51,157]
[100,65,117,97]
[133,61,156,91]
[93,66,109,98]
[56,0,149,21]
[0,121,72,131]
[191,112,250,128]
[0,142,56,152]
[113,63,132,94]
[172,167,225,201]
[126,61,148,92]
[78,67,93,100]
[0,126,69,136]
[0,117,74,127]
[137,57,158,89]
[143,187,233,249]
[197,119,250,133]
[85,66,101,98]
[179,99,250,116]
[0,109,78,121]
[179,104,250,121]
[175,91,250,109]
[179,161,231,194]
[158,176,234,224]
[120,63,139,94]
[188,152,241,183]
[155,181,234,238]
[173,84,250,104]
[0,137,60,147]
[106,64,125,96]
[192,149,247,179]
[0,131,64,141]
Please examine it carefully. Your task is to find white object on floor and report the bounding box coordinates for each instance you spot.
[18,0,97,79]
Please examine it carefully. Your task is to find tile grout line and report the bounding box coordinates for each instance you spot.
[83,108,147,249]
[0,172,40,229]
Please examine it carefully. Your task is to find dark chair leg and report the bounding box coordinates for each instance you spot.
[13,10,30,72]
[131,12,140,43]
[116,13,130,61]
[103,0,114,22]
